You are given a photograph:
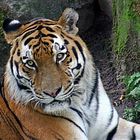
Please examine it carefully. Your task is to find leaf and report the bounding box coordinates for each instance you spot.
[127,87,140,99]
[123,73,140,94]
[135,102,140,112]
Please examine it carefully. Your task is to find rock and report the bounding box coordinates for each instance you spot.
[0,0,112,33]
[98,0,112,18]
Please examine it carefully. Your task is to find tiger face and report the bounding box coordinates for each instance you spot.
[3,8,90,113]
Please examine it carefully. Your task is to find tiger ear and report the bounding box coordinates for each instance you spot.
[3,18,22,44]
[58,8,79,35]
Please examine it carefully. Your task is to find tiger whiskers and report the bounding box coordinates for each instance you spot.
[73,86,85,95]
[34,100,41,109]
[28,96,36,103]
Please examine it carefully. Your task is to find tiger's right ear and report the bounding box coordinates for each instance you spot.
[3,18,22,44]
[58,8,79,35]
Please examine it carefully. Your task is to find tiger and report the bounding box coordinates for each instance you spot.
[1,8,140,140]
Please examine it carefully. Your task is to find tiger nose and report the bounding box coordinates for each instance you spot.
[43,87,62,97]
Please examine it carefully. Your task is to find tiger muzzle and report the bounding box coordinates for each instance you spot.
[43,87,62,97]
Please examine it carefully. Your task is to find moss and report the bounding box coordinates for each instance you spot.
[113,0,140,55]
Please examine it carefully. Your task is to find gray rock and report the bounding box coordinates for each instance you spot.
[0,0,112,33]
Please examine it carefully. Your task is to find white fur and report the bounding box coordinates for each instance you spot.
[21,43,33,60]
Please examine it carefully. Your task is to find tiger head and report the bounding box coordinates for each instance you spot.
[3,8,94,113]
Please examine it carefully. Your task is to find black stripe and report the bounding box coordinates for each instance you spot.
[88,69,98,106]
[64,39,69,45]
[42,42,49,46]
[24,37,34,46]
[0,109,24,139]
[14,61,31,90]
[106,106,114,128]
[1,81,36,139]
[74,40,85,62]
[67,58,72,64]
[43,22,56,25]
[52,115,86,136]
[72,47,78,61]
[16,80,31,90]
[33,42,40,49]
[73,41,86,85]
[45,26,55,32]
[61,31,73,40]
[131,125,136,140]
[106,125,118,140]
[14,61,28,81]
[70,107,91,127]
[35,32,47,38]
[64,86,73,95]
[70,106,91,127]
[49,39,54,43]
[0,79,3,97]
[46,34,57,38]
[21,29,37,40]
[72,46,82,73]
[17,49,20,56]
[74,67,84,85]
[10,56,14,75]
[14,60,20,76]
[24,20,40,28]
[21,20,55,37]
[74,64,82,70]
[11,41,18,55]
[36,25,43,30]
[70,107,83,119]
[95,90,99,119]
[20,25,37,36]
[25,19,54,28]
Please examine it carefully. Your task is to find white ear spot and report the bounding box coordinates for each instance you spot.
[9,20,20,25]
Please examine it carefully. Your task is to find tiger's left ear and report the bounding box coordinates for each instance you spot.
[58,8,79,35]
[3,18,22,44]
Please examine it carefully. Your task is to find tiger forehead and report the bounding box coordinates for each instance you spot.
[22,19,61,35]
[20,19,61,42]
[23,18,59,29]
[19,19,65,51]
[15,18,79,58]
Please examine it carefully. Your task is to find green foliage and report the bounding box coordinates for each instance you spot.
[123,72,140,121]
[123,108,139,121]
[113,0,140,54]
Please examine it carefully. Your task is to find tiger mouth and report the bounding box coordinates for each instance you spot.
[46,98,71,105]
[34,93,71,105]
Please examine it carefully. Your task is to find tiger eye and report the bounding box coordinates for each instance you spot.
[26,60,34,67]
[56,53,65,61]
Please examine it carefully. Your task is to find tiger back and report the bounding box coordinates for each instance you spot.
[1,8,140,140]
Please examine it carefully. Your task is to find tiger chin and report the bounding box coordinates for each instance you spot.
[1,8,140,140]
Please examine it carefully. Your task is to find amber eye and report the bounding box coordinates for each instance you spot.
[26,60,35,67]
[56,53,65,62]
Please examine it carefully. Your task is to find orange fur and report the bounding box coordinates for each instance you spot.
[0,85,86,140]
